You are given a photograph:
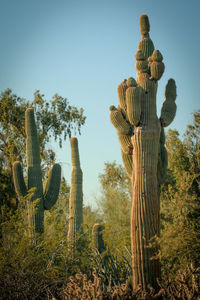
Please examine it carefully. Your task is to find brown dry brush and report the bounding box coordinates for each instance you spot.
[88,248,132,287]
[61,264,200,300]
[0,259,199,299]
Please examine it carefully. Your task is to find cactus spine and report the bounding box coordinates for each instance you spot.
[67,137,83,246]
[109,14,177,291]
[13,108,61,233]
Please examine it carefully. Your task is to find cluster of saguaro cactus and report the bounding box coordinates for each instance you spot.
[13,108,61,233]
[67,137,83,246]
[109,14,177,291]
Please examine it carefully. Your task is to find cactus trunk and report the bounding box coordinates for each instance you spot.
[109,14,177,291]
[26,108,44,232]
[92,224,105,254]
[67,137,83,248]
[131,128,160,290]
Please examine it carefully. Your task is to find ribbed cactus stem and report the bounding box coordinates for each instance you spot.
[117,133,133,155]
[71,137,80,167]
[126,84,142,126]
[121,151,133,179]
[138,14,154,59]
[117,80,127,114]
[110,106,132,134]
[140,14,150,37]
[13,108,61,233]
[151,50,165,80]
[25,108,44,231]
[67,137,83,247]
[109,103,134,180]
[109,14,177,291]
[157,127,168,186]
[92,224,105,253]
[160,79,177,127]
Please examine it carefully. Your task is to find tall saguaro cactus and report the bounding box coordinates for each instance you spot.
[67,137,83,246]
[13,108,61,233]
[109,15,177,290]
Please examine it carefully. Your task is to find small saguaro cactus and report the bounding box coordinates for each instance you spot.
[109,15,177,291]
[67,137,83,246]
[92,224,105,254]
[13,108,61,233]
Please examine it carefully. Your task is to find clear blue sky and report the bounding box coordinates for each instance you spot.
[0,0,200,208]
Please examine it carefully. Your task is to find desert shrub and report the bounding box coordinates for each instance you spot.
[88,248,132,287]
[0,194,132,299]
[60,264,200,299]
[0,194,91,299]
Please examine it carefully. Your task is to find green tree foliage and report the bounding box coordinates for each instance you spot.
[0,89,86,163]
[0,187,132,299]
[44,178,70,238]
[98,161,131,259]
[160,110,200,276]
[0,89,86,211]
[0,191,92,299]
[83,205,103,230]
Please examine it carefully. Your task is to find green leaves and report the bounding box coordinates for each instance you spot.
[0,89,86,214]
[160,110,200,275]
[0,89,86,167]
[98,161,131,259]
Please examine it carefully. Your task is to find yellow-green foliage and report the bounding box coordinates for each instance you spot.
[0,192,68,299]
[98,162,131,260]
[0,190,91,299]
[160,112,200,276]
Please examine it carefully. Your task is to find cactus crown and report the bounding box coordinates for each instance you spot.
[152,50,163,62]
[109,105,116,111]
[70,137,80,167]
[127,77,137,87]
[135,50,145,61]
[25,108,37,137]
[140,14,150,36]
[164,78,177,100]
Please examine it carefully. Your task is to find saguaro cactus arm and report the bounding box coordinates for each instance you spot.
[150,50,165,80]
[160,79,177,127]
[121,150,133,179]
[126,78,142,126]
[13,161,27,197]
[109,104,134,180]
[157,127,168,185]
[109,105,132,135]
[44,163,61,210]
[117,79,128,113]
[110,83,135,180]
